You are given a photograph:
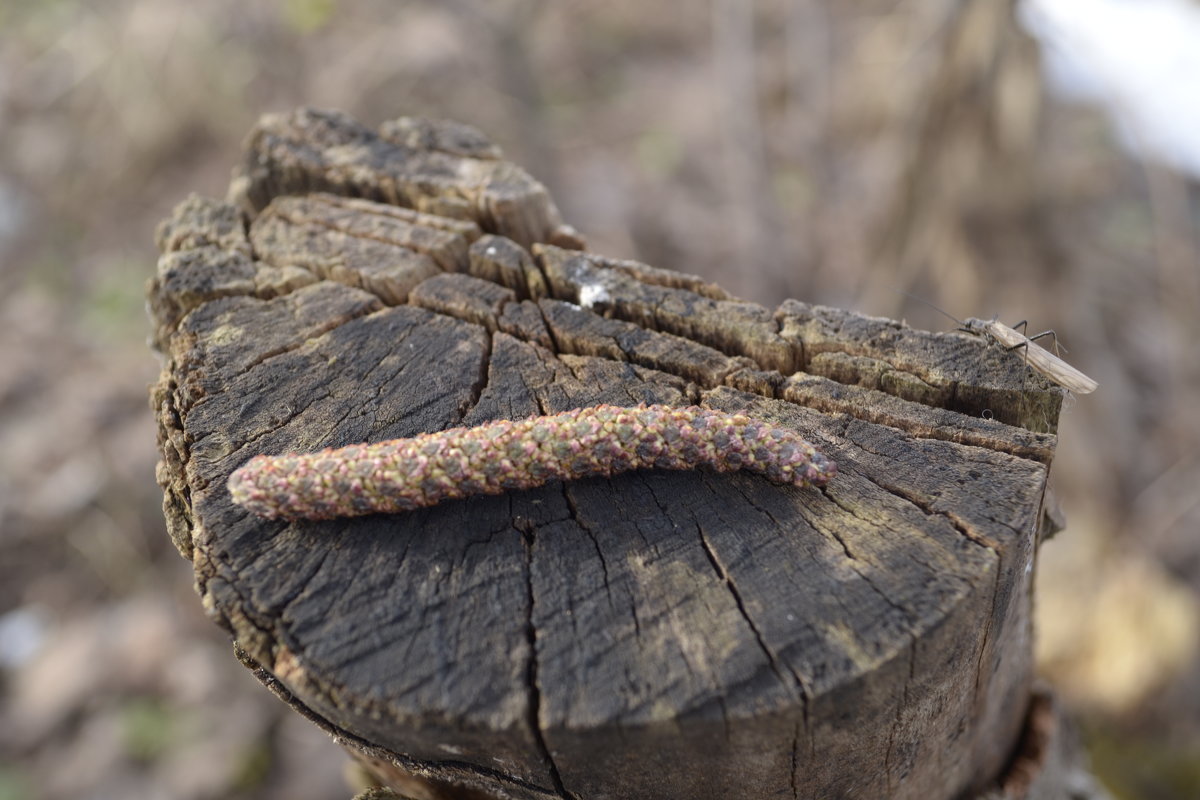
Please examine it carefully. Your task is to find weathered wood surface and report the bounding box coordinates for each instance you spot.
[341,688,1112,800]
[150,109,1074,799]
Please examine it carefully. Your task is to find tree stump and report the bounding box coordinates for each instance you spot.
[148,108,1101,800]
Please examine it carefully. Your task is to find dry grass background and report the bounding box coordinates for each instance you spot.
[0,1,1197,798]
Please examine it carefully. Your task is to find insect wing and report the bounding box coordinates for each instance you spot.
[1018,340,1099,394]
[985,321,1098,394]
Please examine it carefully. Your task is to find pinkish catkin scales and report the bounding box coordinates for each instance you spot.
[228,404,836,520]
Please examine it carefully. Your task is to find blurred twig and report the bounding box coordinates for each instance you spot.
[711,0,792,302]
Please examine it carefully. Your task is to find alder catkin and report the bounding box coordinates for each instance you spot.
[227,404,836,520]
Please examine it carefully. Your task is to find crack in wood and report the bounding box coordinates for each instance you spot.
[694,521,800,695]
[523,533,574,800]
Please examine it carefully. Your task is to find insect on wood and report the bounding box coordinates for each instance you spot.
[902,292,1099,395]
[960,317,1098,395]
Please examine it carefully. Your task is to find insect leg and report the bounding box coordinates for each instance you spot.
[1027,329,1067,356]
[1001,321,1034,353]
[992,322,1035,421]
[1003,321,1066,356]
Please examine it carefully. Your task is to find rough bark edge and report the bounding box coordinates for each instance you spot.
[235,645,558,800]
[974,687,1113,800]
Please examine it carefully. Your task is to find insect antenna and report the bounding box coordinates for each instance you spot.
[891,288,966,329]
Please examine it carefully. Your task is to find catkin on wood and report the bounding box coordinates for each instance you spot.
[228,404,836,520]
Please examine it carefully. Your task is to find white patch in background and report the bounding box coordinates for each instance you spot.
[0,606,48,670]
[1020,0,1200,178]
[0,177,27,253]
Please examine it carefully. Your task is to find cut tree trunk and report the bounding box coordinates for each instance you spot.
[148,108,1102,800]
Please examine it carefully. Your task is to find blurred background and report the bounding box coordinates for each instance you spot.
[1,0,1198,797]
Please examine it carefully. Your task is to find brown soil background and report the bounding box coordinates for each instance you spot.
[0,2,1197,798]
